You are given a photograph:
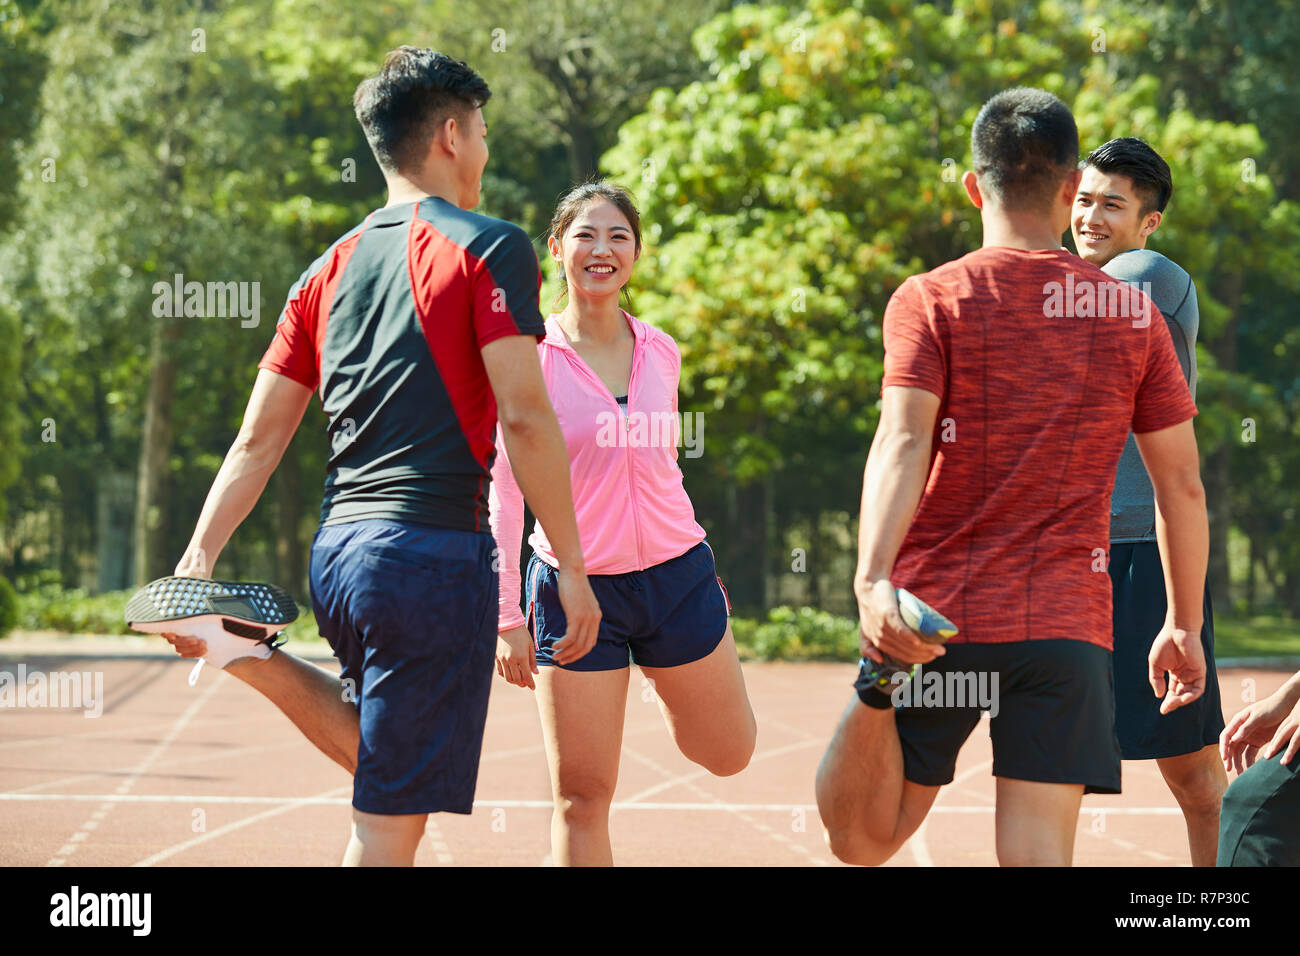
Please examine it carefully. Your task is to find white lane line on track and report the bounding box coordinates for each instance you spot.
[621,737,823,805]
[621,747,831,867]
[0,713,273,751]
[0,792,1187,814]
[130,785,354,867]
[909,759,993,867]
[7,740,302,794]
[43,671,227,866]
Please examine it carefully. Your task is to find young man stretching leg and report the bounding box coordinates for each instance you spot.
[816,89,1210,867]
[156,48,600,866]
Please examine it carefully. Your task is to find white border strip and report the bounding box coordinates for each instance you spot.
[0,793,1185,815]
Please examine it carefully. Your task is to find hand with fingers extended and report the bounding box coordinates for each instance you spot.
[496,625,538,690]
[1221,690,1300,775]
[1148,620,1206,714]
[550,568,601,666]
[855,577,946,666]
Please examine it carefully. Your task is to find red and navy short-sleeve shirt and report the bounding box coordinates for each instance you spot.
[259,197,546,533]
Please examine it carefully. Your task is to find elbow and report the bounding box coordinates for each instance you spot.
[1155,469,1206,512]
[230,428,278,472]
[878,427,930,460]
[497,395,548,438]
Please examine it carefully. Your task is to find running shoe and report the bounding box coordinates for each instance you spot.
[125,576,297,681]
[858,587,959,692]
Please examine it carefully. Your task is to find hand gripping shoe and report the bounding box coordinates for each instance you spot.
[125,576,298,684]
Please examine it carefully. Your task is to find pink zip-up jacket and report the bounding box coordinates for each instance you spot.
[488,310,706,632]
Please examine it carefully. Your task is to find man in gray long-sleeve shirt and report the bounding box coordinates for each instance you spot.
[1073,137,1227,866]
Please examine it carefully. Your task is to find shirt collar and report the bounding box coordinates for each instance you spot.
[544,309,644,350]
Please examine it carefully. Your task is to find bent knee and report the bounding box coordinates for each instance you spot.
[688,723,756,777]
[822,826,897,867]
[1165,765,1229,815]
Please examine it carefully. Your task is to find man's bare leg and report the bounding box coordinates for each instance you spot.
[342,809,427,866]
[1158,744,1229,866]
[994,778,1084,866]
[815,696,940,865]
[170,637,434,867]
[164,634,359,773]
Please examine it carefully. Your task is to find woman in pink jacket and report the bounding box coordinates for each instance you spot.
[489,181,756,865]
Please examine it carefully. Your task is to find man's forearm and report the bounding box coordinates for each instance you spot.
[1153,482,1209,631]
[1269,671,1300,711]
[179,436,283,575]
[854,428,933,591]
[499,410,585,573]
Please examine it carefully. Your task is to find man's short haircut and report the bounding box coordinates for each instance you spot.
[1081,137,1174,215]
[353,47,491,175]
[971,87,1079,212]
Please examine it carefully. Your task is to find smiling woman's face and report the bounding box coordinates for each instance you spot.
[549,199,640,303]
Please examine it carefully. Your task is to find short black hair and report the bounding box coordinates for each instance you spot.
[353,47,491,174]
[971,87,1079,212]
[1081,137,1173,215]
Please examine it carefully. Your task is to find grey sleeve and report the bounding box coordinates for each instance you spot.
[1103,248,1199,400]
[1102,249,1200,542]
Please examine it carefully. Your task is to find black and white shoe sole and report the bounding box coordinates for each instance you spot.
[125,577,299,675]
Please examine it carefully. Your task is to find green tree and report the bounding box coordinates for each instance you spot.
[604,0,1300,613]
[603,0,1099,608]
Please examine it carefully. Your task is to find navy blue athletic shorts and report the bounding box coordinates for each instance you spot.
[1109,542,1224,760]
[525,540,730,671]
[309,519,497,815]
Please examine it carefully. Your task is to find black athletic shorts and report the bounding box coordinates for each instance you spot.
[855,639,1123,794]
[1109,541,1224,760]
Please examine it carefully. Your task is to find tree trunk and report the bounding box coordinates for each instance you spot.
[133,312,180,585]
[132,46,189,587]
[1244,531,1256,616]
[1205,272,1242,612]
[274,438,305,601]
[566,120,599,183]
[727,480,768,615]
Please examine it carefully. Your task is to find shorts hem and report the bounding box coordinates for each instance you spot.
[633,616,728,670]
[352,797,475,816]
[992,767,1121,796]
[1119,736,1223,761]
[902,770,954,788]
[540,657,631,672]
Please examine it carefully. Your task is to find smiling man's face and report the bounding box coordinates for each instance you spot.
[1072,165,1161,266]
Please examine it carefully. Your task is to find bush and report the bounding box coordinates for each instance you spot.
[17,584,136,635]
[732,606,859,662]
[0,575,17,638]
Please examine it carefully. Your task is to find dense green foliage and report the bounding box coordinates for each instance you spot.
[2,0,1296,643]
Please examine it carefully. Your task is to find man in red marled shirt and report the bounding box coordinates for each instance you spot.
[815,88,1210,866]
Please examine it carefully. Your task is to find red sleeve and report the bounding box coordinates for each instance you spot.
[1132,300,1197,433]
[471,224,546,349]
[258,279,318,390]
[882,276,946,400]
